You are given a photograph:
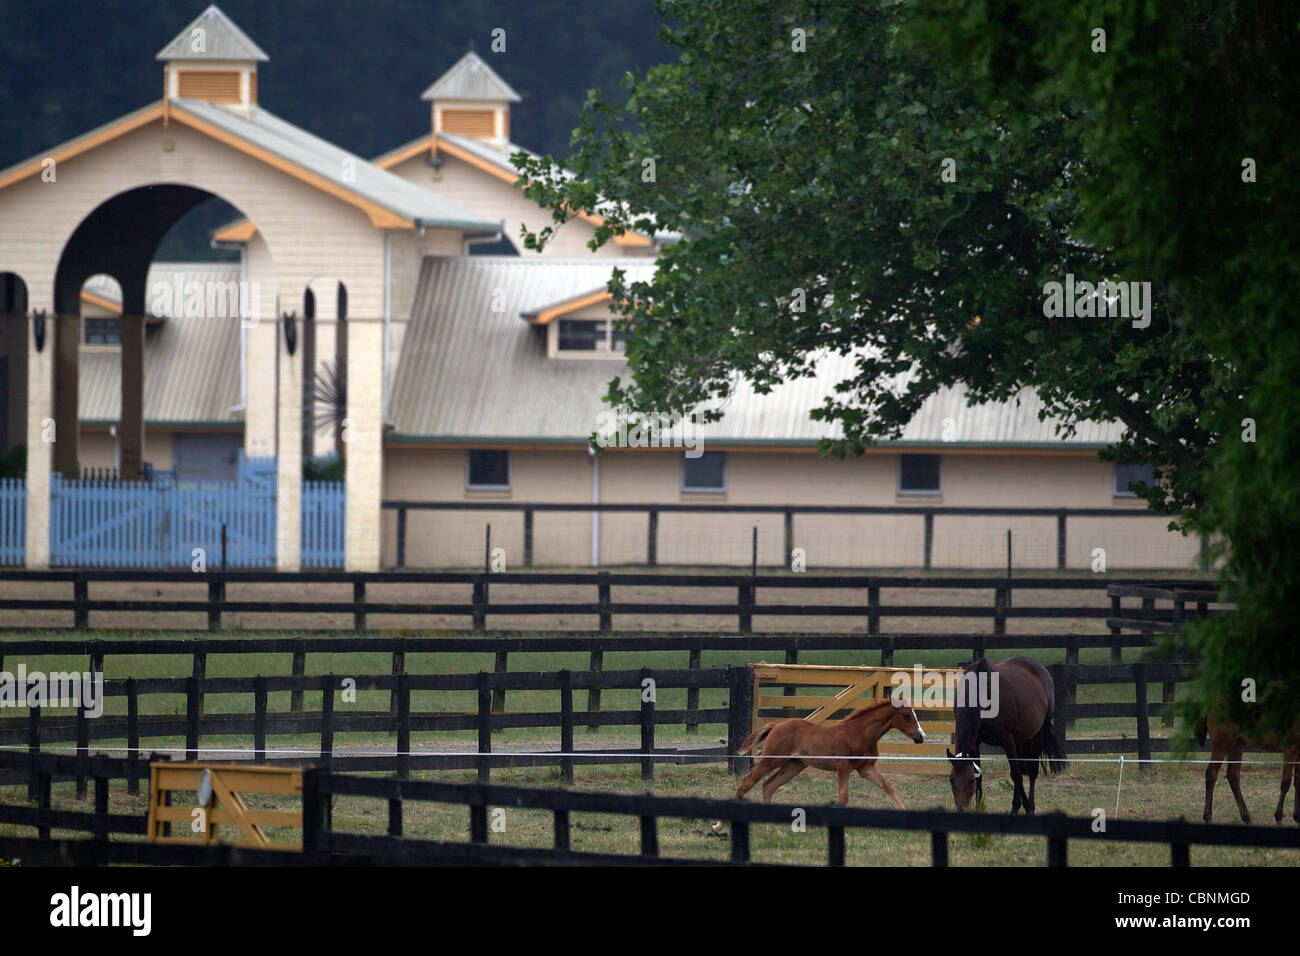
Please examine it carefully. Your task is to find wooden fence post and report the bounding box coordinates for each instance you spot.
[27,705,40,801]
[524,508,534,568]
[727,666,754,775]
[647,509,658,567]
[353,580,366,632]
[598,572,611,633]
[74,573,88,630]
[867,583,880,636]
[559,669,574,784]
[1056,511,1067,571]
[207,578,223,632]
[477,672,491,785]
[492,650,508,714]
[184,675,201,762]
[923,513,934,571]
[75,701,89,799]
[738,582,754,635]
[320,674,335,771]
[1134,661,1151,774]
[640,667,655,782]
[686,646,701,734]
[390,639,406,727]
[291,643,306,715]
[586,649,603,734]
[397,672,411,782]
[254,675,267,764]
[126,678,140,794]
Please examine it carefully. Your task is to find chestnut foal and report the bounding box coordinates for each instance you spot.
[1201,711,1300,824]
[730,699,926,809]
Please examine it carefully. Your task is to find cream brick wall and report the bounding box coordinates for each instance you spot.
[379,446,1198,570]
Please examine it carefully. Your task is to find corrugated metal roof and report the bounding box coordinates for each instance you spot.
[421,52,522,103]
[156,5,269,62]
[82,262,241,316]
[166,99,502,232]
[388,256,1124,447]
[80,317,241,425]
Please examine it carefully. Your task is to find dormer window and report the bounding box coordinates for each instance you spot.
[556,319,624,355]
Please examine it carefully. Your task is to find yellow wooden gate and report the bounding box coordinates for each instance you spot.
[145,762,304,850]
[749,663,960,774]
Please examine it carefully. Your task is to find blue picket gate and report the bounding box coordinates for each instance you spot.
[301,480,345,568]
[0,478,24,565]
[50,460,277,568]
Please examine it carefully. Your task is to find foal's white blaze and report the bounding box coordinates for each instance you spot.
[915,717,926,742]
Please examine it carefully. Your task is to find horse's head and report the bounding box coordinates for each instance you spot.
[946,748,983,812]
[889,699,927,744]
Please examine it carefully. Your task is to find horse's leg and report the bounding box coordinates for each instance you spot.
[735,757,782,801]
[1226,739,1251,824]
[1291,750,1300,823]
[836,764,852,806]
[1275,750,1294,823]
[862,764,905,811]
[1204,745,1224,823]
[1025,750,1041,815]
[1002,736,1027,814]
[761,759,806,803]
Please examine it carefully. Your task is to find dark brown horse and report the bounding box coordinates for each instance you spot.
[728,699,927,809]
[945,656,1067,813]
[1200,711,1300,823]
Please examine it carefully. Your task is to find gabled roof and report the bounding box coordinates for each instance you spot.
[157,5,269,62]
[0,97,501,234]
[169,99,500,231]
[421,51,521,102]
[388,257,1125,448]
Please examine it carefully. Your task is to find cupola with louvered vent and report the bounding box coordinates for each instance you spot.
[158,5,267,117]
[421,51,521,144]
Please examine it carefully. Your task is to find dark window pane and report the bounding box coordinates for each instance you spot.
[557,319,606,351]
[899,454,941,493]
[611,324,627,352]
[468,450,509,488]
[682,452,725,490]
[84,318,121,345]
[1115,462,1156,496]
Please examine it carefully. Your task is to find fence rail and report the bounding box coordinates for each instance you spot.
[384,500,1207,571]
[4,748,1298,867]
[0,569,1221,634]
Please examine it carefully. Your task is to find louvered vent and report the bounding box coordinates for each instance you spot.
[177,71,242,103]
[441,109,496,137]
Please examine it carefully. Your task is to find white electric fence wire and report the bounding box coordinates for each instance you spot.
[0,744,1280,766]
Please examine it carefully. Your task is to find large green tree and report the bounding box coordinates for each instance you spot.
[518,0,1300,738]
[917,0,1300,738]
[514,0,1226,523]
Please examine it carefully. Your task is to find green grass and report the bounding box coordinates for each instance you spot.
[3,760,1298,866]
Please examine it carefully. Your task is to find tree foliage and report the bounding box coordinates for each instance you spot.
[514,0,1225,522]
[519,0,1300,738]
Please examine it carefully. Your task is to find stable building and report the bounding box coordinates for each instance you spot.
[0,6,1198,573]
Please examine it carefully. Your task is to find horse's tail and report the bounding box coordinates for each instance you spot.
[738,722,775,756]
[1040,713,1069,773]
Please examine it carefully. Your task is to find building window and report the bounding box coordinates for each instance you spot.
[898,454,941,494]
[1114,461,1156,497]
[556,319,626,354]
[682,452,726,492]
[467,450,510,489]
[84,318,121,345]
